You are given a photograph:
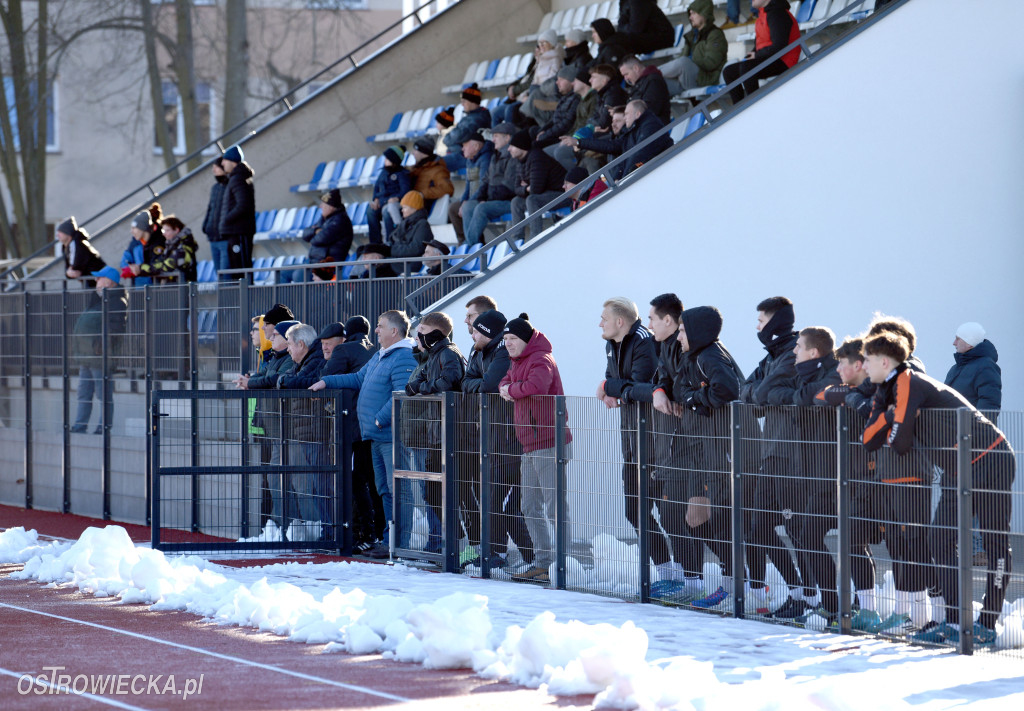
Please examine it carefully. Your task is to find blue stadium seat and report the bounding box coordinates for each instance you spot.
[341,156,367,188]
[290,162,327,192]
[197,260,215,283]
[340,251,359,280]
[796,0,816,23]
[367,111,404,142]
[683,112,706,138]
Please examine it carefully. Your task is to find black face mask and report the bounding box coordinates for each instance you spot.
[418,329,445,350]
[757,304,796,348]
[215,174,229,185]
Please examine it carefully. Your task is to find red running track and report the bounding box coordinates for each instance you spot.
[0,506,595,709]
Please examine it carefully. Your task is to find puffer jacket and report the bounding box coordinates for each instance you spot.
[219,161,256,237]
[474,147,518,202]
[499,331,573,453]
[139,228,198,283]
[944,339,1002,412]
[684,0,728,86]
[532,45,565,86]
[577,109,673,179]
[389,209,432,266]
[535,91,581,147]
[303,209,354,263]
[443,106,492,149]
[405,336,465,396]
[461,140,495,202]
[321,339,417,442]
[321,333,375,445]
[202,177,227,242]
[410,155,455,200]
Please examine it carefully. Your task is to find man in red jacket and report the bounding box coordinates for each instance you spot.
[499,315,573,584]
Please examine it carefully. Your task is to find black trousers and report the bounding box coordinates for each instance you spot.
[623,456,672,566]
[788,481,838,612]
[745,456,805,590]
[722,58,790,105]
[225,233,254,276]
[487,451,535,562]
[850,478,885,592]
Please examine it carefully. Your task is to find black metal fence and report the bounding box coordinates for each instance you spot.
[392,393,1022,656]
[0,269,472,523]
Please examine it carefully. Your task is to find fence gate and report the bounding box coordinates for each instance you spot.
[150,389,352,555]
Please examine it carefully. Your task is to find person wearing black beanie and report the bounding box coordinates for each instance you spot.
[344,315,371,337]
[502,313,535,344]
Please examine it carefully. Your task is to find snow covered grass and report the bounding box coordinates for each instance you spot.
[2,525,1024,710]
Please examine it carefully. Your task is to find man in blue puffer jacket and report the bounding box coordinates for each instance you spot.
[945,321,1001,415]
[311,310,416,558]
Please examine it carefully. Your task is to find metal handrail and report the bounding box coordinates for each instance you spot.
[0,0,463,284]
[406,0,898,313]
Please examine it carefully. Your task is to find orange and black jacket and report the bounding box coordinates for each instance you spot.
[862,361,1008,462]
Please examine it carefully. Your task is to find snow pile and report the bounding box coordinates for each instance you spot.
[0,526,69,564]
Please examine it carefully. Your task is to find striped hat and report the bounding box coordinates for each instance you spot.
[461,83,482,104]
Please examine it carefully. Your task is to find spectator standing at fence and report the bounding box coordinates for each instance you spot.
[302,189,354,274]
[58,217,106,283]
[596,298,659,581]
[368,146,412,245]
[409,137,455,208]
[738,295,810,618]
[389,191,432,274]
[464,295,498,336]
[219,144,256,276]
[659,1,728,97]
[448,133,494,245]
[135,216,198,283]
[202,158,230,277]
[671,305,749,610]
[312,310,418,559]
[500,315,573,584]
[722,0,800,106]
[616,0,676,56]
[70,266,127,434]
[443,84,492,172]
[509,130,567,230]
[618,56,671,125]
[945,322,1001,414]
[247,316,272,525]
[320,317,384,551]
[566,99,672,181]
[120,211,165,287]
[861,331,1016,646]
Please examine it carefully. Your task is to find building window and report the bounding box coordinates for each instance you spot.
[2,77,58,152]
[155,80,215,155]
[306,1,369,9]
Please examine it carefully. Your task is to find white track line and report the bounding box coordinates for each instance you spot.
[0,667,147,710]
[0,602,410,703]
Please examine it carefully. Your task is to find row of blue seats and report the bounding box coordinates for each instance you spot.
[254,203,374,242]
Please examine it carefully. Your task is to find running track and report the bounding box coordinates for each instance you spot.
[0,506,594,709]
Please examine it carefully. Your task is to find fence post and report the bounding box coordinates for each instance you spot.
[61,283,70,513]
[337,392,353,556]
[23,291,32,510]
[151,393,162,550]
[729,401,745,619]
[479,395,492,579]
[555,395,567,591]
[836,407,852,635]
[638,404,650,603]
[189,283,200,532]
[144,285,153,525]
[956,408,974,656]
[101,288,111,519]
[443,391,458,573]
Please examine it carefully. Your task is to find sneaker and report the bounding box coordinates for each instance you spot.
[651,578,702,604]
[917,622,997,646]
[459,546,480,566]
[366,542,391,559]
[484,554,508,570]
[798,606,836,628]
[868,612,912,634]
[770,597,809,619]
[691,586,729,610]
[511,566,550,583]
[70,424,87,433]
[850,608,882,632]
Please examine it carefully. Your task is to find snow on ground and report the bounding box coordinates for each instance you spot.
[2,525,1023,710]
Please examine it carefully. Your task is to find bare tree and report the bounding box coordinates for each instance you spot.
[222,0,247,143]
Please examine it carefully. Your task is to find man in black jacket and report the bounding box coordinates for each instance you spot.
[567,99,672,181]
[533,67,581,150]
[218,144,256,276]
[508,130,567,228]
[588,19,628,76]
[463,123,518,246]
[302,189,354,277]
[617,0,676,55]
[738,296,808,618]
[321,317,382,549]
[202,159,229,278]
[619,57,671,124]
[596,297,658,580]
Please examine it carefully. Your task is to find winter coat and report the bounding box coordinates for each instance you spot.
[602,319,658,404]
[573,89,599,134]
[246,348,296,440]
[389,209,432,267]
[139,228,198,283]
[474,147,518,202]
[302,209,354,263]
[535,91,581,147]
[443,106,492,149]
[372,165,413,204]
[405,337,466,396]
[739,304,799,460]
[202,178,227,242]
[588,39,628,74]
[790,352,842,479]
[755,0,801,68]
[461,140,495,202]
[499,332,573,453]
[617,0,676,55]
[64,232,106,277]
[410,155,455,200]
[463,334,511,394]
[321,334,375,445]
[532,45,565,86]
[592,82,629,130]
[72,288,128,368]
[577,109,672,179]
[564,42,593,69]
[219,161,256,237]
[944,340,1002,412]
[321,339,418,442]
[514,148,567,198]
[628,66,671,124]
[277,340,327,441]
[676,306,746,415]
[683,0,728,86]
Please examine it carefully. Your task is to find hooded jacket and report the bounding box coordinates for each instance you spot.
[588,20,629,73]
[460,140,495,202]
[617,0,675,55]
[321,338,417,442]
[944,339,1002,412]
[303,208,354,263]
[499,331,573,453]
[202,176,228,242]
[576,109,672,180]
[628,65,671,124]
[219,161,256,237]
[684,0,728,86]
[474,147,518,202]
[602,319,657,403]
[463,333,511,394]
[677,306,746,416]
[514,147,567,198]
[64,231,106,277]
[740,304,799,460]
[790,352,842,479]
[410,155,455,200]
